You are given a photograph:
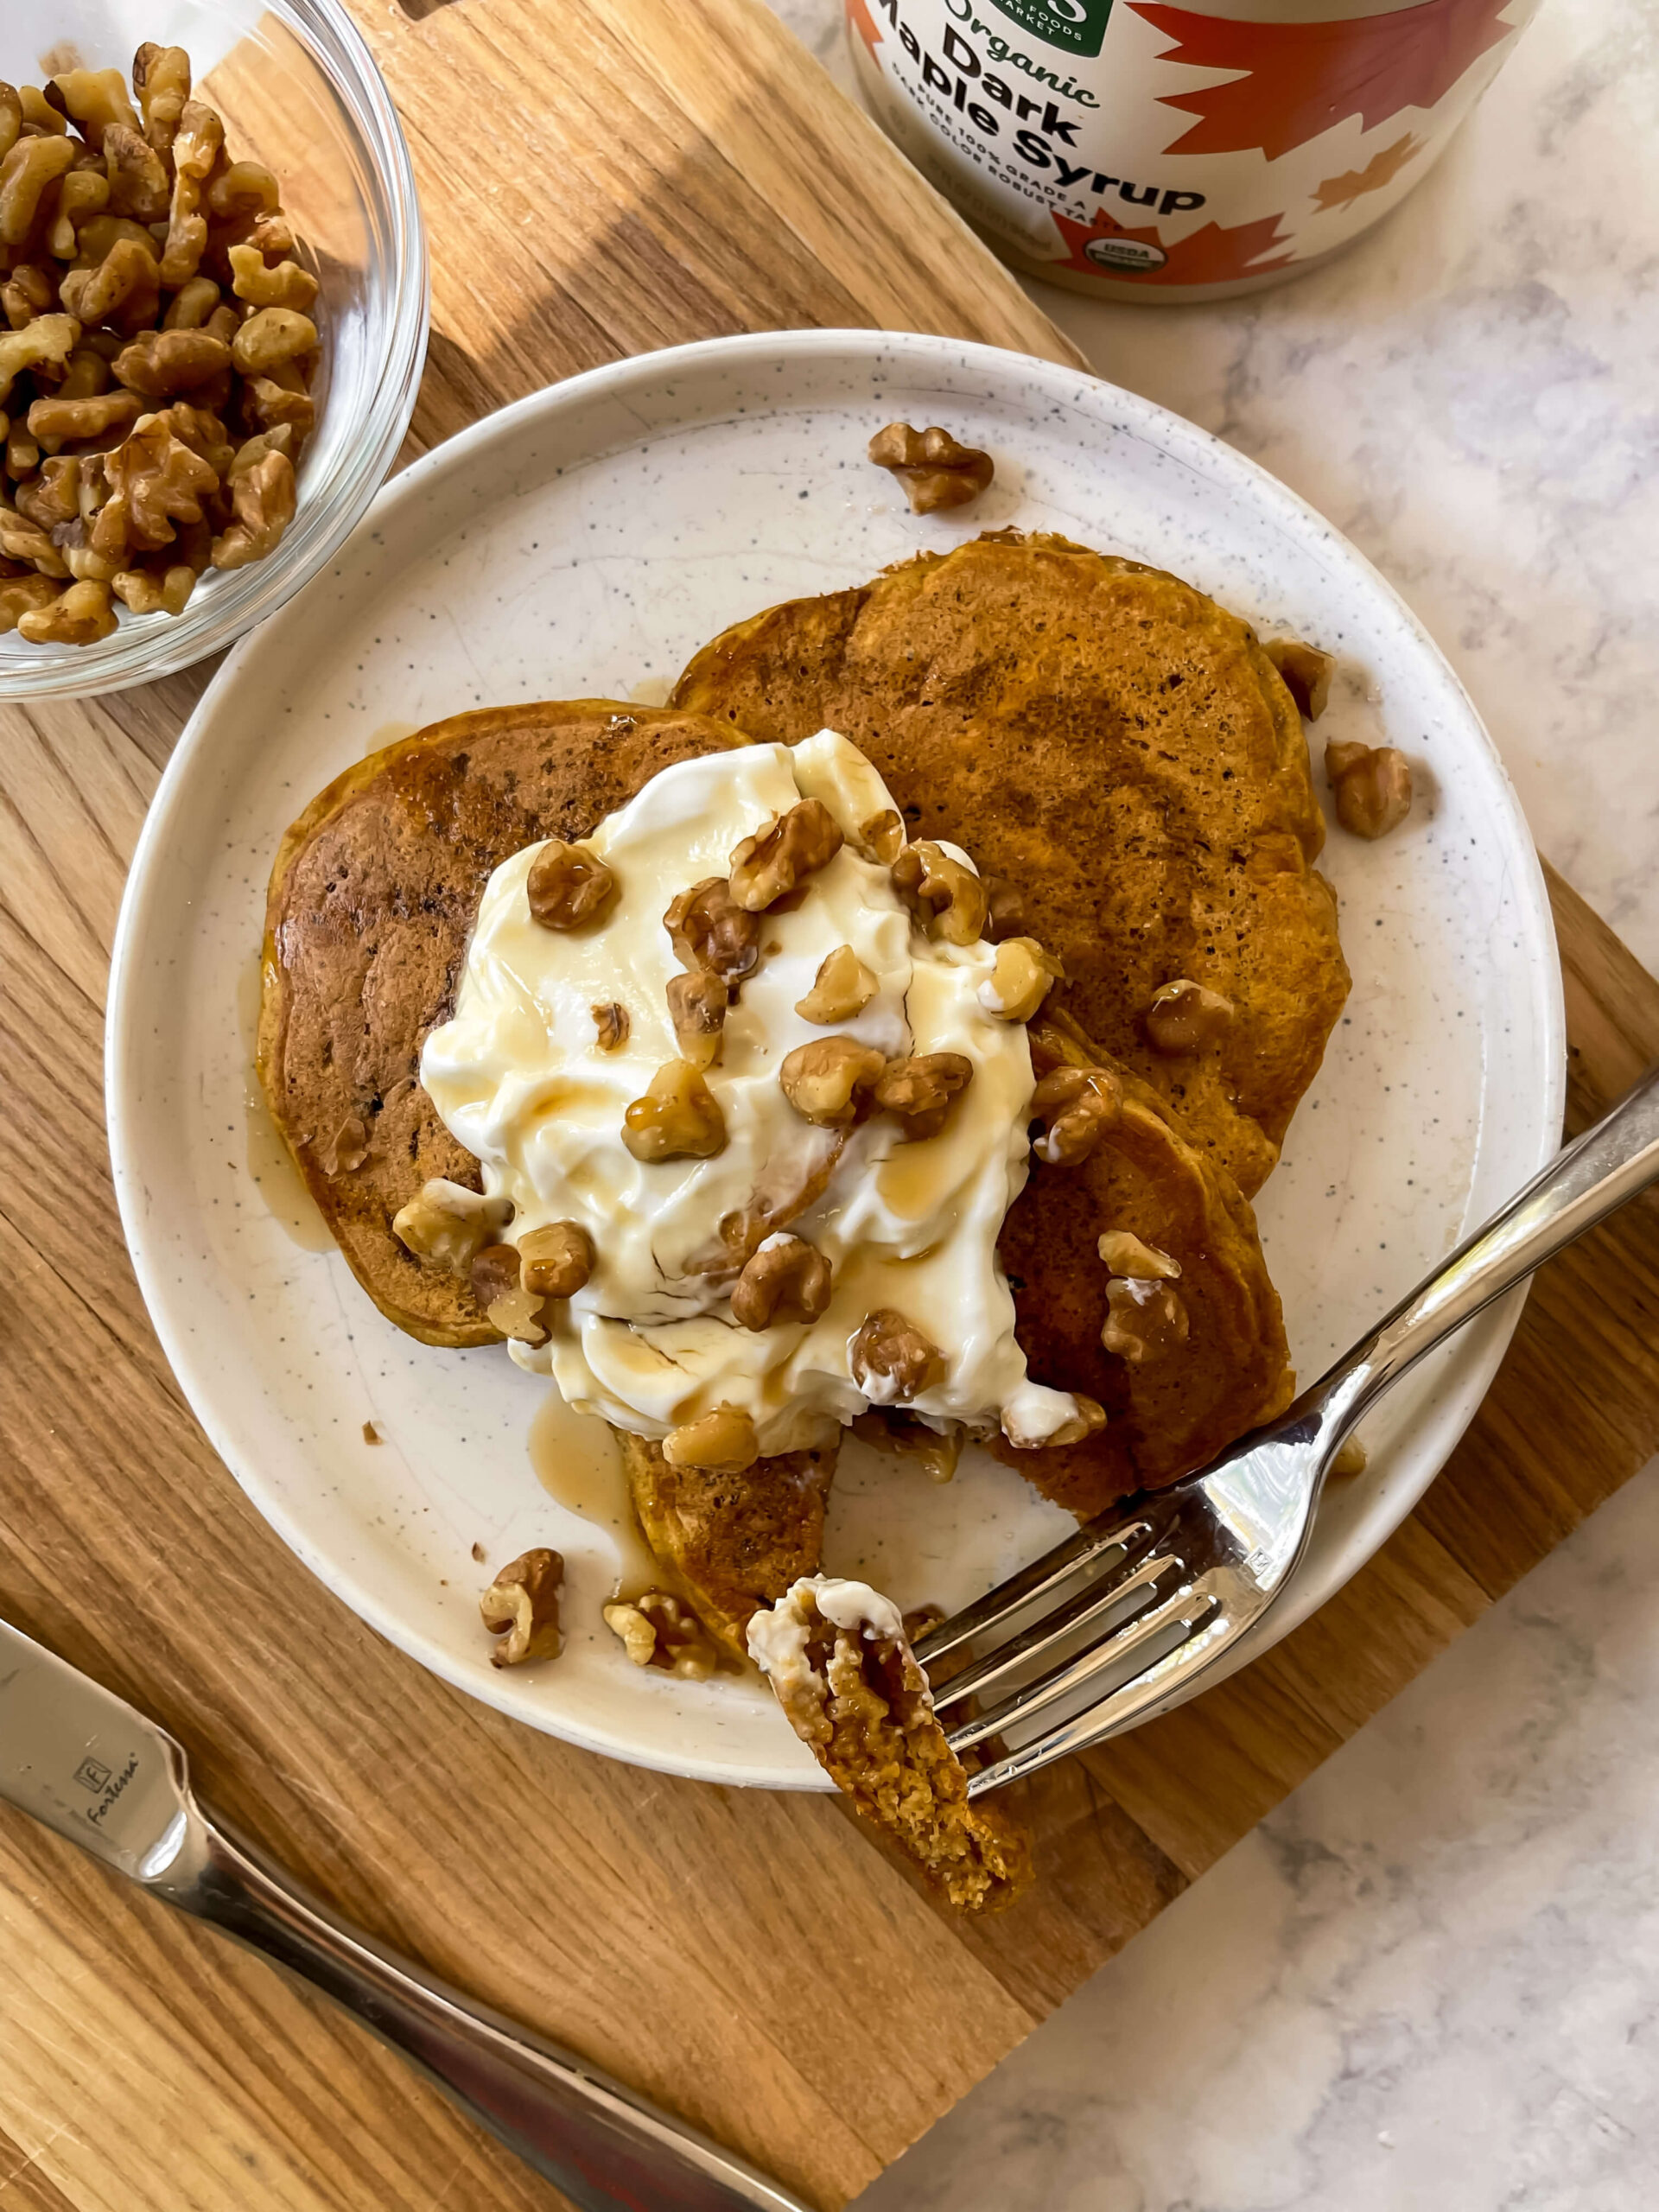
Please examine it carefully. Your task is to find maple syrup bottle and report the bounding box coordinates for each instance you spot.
[847,0,1541,300]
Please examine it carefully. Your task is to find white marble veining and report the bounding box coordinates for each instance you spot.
[758,0,1659,2202]
[863,1467,1659,2212]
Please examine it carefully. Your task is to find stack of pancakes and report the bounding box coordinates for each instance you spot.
[260,532,1349,1662]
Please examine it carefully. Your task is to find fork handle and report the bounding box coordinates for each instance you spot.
[1319,1057,1659,1431]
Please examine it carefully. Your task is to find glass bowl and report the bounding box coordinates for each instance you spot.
[0,0,428,699]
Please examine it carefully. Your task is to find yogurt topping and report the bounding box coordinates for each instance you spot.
[746,1574,910,1691]
[420,730,1084,1456]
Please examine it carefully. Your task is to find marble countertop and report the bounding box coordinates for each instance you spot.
[767,0,1659,2202]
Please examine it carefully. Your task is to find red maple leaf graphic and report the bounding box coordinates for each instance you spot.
[847,0,883,58]
[1313,131,1425,212]
[1131,0,1518,160]
[1051,205,1294,287]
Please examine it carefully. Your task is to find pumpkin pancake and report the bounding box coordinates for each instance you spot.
[257,701,745,1346]
[672,531,1350,1197]
[618,1435,839,1662]
[996,1012,1295,1521]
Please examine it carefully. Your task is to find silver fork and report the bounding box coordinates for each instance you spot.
[918,1058,1659,1796]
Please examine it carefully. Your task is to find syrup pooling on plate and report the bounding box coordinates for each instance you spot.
[420,732,1089,1457]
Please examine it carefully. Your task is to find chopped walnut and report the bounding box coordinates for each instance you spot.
[210,449,296,570]
[60,236,160,332]
[391,1178,513,1271]
[1031,1065,1122,1166]
[728,798,843,912]
[27,388,143,452]
[16,577,116,644]
[102,122,169,222]
[1145,977,1234,1056]
[0,575,61,632]
[666,968,728,1070]
[227,242,318,314]
[1101,1277,1189,1364]
[1039,1394,1109,1448]
[0,314,79,405]
[1326,741,1414,840]
[795,943,877,1025]
[132,42,191,154]
[112,561,196,616]
[1097,1230,1180,1281]
[662,1403,760,1473]
[48,67,139,149]
[110,326,231,399]
[978,938,1063,1022]
[590,1001,630,1052]
[1266,636,1336,721]
[231,305,317,377]
[730,1233,833,1330]
[105,414,217,550]
[858,809,905,865]
[891,841,988,946]
[525,838,617,929]
[518,1221,594,1299]
[480,1548,564,1667]
[469,1244,550,1345]
[868,421,995,514]
[622,1059,727,1161]
[0,51,318,645]
[872,1052,973,1141]
[603,1591,719,1680]
[849,1309,945,1404]
[0,139,79,253]
[313,1111,369,1176]
[779,1035,886,1126]
[664,877,760,987]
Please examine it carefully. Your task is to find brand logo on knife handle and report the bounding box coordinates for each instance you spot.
[81,1751,139,1825]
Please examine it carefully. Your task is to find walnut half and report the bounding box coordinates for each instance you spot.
[868,421,995,514]
[1030,1065,1122,1166]
[480,1548,563,1667]
[730,1233,832,1330]
[728,798,843,912]
[872,1052,973,1141]
[849,1309,945,1405]
[891,841,988,947]
[527,839,617,929]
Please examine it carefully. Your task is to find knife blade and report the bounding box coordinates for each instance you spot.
[0,1617,810,2212]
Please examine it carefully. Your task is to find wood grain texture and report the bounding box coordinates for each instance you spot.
[0,4,1656,2208]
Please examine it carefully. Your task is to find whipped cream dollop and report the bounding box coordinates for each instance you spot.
[420,730,1081,1456]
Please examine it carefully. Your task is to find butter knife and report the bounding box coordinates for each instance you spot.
[0,1617,810,2212]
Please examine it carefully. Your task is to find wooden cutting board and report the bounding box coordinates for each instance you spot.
[2,3,1656,2207]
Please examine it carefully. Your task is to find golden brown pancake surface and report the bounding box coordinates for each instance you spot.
[618,1435,839,1662]
[673,531,1351,1197]
[257,701,744,1345]
[996,1014,1294,1521]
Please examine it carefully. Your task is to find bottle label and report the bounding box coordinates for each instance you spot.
[849,0,1538,294]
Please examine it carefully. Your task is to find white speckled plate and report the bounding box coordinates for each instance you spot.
[108,330,1563,1789]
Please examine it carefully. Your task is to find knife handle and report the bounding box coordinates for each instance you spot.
[165,1803,809,2212]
